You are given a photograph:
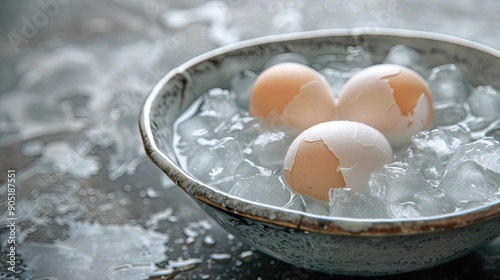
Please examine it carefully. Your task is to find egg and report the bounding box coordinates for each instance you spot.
[283,121,393,201]
[337,64,433,148]
[250,62,337,130]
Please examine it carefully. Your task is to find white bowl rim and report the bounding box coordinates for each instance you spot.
[140,28,500,235]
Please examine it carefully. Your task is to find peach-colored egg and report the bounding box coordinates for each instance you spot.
[250,62,337,130]
[337,64,433,148]
[283,121,393,201]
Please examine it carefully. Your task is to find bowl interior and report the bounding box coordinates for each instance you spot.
[141,28,500,235]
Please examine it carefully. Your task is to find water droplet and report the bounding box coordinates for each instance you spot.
[185,236,196,245]
[209,253,232,264]
[183,227,199,238]
[99,208,108,216]
[198,220,213,230]
[203,235,216,247]
[146,187,159,198]
[238,250,254,262]
[174,238,185,245]
[148,267,175,279]
[169,257,202,271]
[167,216,179,223]
[79,189,88,196]
[89,210,97,217]
[145,208,174,229]
[124,184,132,192]
[31,188,40,198]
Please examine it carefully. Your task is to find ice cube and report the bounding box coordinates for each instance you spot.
[234,159,272,179]
[411,188,456,216]
[440,160,500,203]
[388,202,422,218]
[187,137,243,183]
[210,177,235,192]
[387,190,458,218]
[427,64,471,102]
[329,188,387,219]
[447,137,500,173]
[345,45,373,69]
[387,187,456,218]
[432,102,468,126]
[177,115,219,144]
[411,124,471,166]
[203,88,242,120]
[442,123,474,143]
[250,127,299,170]
[283,195,306,212]
[313,54,346,69]
[468,86,500,120]
[317,67,353,96]
[370,162,433,202]
[229,163,291,207]
[301,195,329,215]
[216,116,264,148]
[315,46,372,72]
[231,70,257,111]
[263,53,309,69]
[397,146,445,180]
[382,45,429,77]
[455,200,490,212]
[465,118,492,133]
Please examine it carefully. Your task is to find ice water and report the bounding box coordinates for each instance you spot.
[173,45,500,219]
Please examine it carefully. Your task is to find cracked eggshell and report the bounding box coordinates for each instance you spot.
[337,64,433,148]
[250,62,337,130]
[283,121,393,201]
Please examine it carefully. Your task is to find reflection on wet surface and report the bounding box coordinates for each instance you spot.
[0,0,499,279]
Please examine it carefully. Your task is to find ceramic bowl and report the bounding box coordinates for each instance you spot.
[139,28,500,276]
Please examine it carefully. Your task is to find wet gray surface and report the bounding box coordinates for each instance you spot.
[0,0,499,279]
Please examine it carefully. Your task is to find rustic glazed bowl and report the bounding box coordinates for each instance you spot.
[139,28,500,276]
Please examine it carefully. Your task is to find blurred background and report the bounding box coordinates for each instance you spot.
[0,0,499,279]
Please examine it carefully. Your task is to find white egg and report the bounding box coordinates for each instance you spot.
[283,121,393,201]
[250,62,337,130]
[337,64,433,148]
